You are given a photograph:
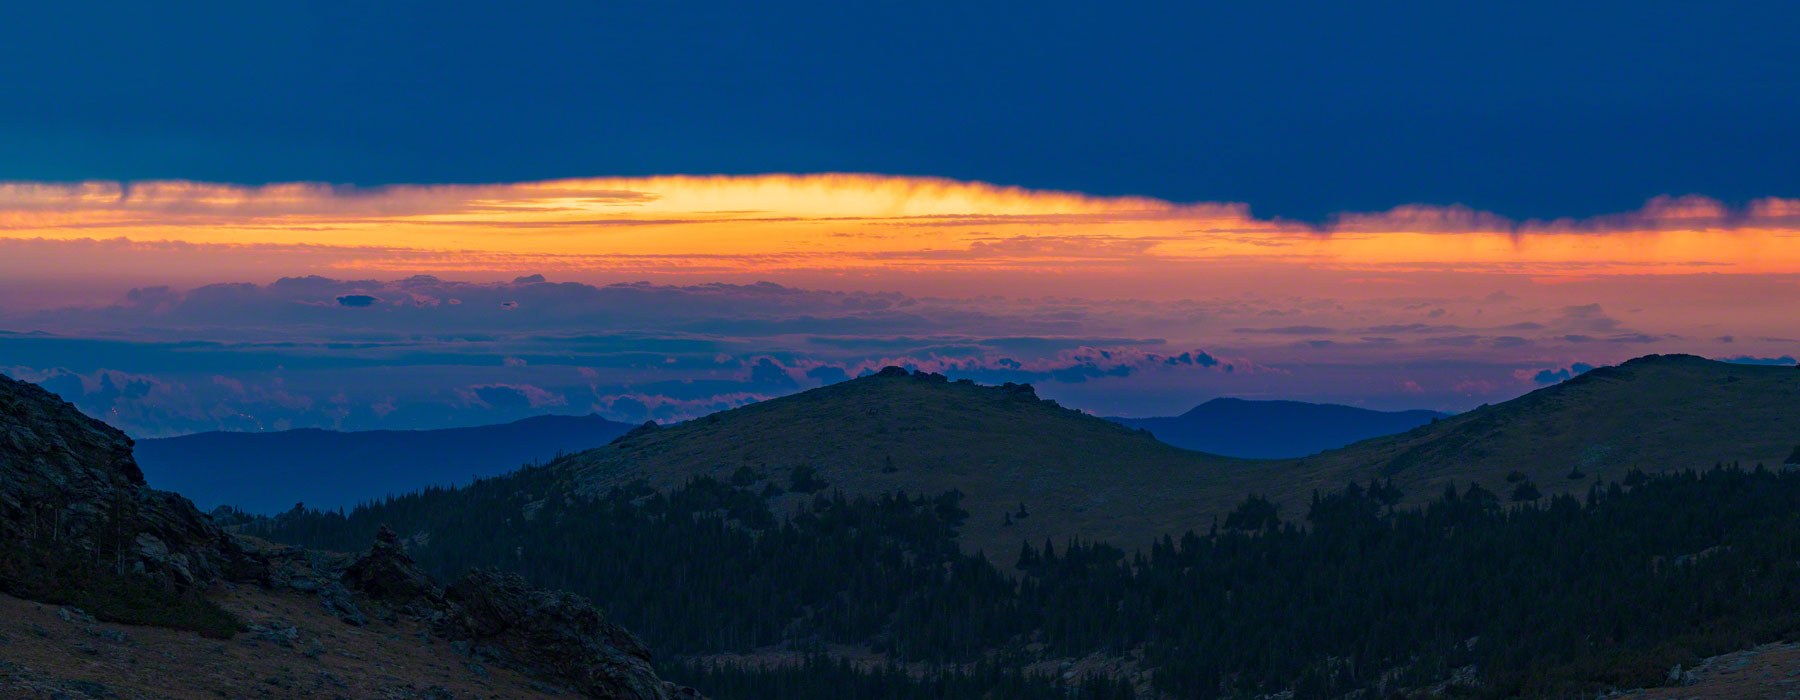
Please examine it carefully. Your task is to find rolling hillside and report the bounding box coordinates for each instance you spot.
[137,414,635,513]
[1284,354,1800,503]
[556,368,1261,554]
[554,356,1800,551]
[1109,398,1446,458]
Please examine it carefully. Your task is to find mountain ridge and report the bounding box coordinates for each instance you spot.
[556,368,1262,554]
[1108,397,1447,458]
[549,355,1800,552]
[1284,353,1800,504]
[136,413,636,513]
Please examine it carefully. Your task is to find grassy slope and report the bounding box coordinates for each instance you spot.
[553,356,1800,553]
[557,373,1264,555]
[1288,354,1800,505]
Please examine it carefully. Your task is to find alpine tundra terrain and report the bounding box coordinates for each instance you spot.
[237,354,1800,699]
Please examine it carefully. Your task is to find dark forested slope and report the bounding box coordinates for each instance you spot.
[237,356,1800,699]
[252,463,1800,699]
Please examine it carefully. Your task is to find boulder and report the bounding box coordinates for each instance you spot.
[443,568,677,700]
[609,421,663,446]
[343,525,443,607]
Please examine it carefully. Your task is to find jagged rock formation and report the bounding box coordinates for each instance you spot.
[442,569,689,700]
[333,525,697,699]
[609,420,664,446]
[0,373,264,588]
[343,525,444,607]
[0,373,699,700]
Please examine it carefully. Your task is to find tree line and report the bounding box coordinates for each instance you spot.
[245,463,1800,699]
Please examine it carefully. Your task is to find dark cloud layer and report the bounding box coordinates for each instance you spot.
[5,3,1798,221]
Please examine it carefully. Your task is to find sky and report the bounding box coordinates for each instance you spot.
[2,2,1798,436]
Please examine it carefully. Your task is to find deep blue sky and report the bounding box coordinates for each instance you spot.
[3,1,1796,220]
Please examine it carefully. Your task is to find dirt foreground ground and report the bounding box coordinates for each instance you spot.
[0,587,573,700]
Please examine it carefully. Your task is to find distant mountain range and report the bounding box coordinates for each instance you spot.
[133,391,1450,538]
[1108,398,1447,458]
[134,414,636,513]
[135,354,1800,546]
[19,355,1800,698]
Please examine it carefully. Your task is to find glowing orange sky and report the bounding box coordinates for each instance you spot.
[4,174,1799,432]
[3,174,1799,306]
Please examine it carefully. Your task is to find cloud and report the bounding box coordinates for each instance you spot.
[1527,362,1597,385]
[336,294,378,307]
[593,391,771,424]
[460,383,565,410]
[1355,324,1466,334]
[1556,304,1621,331]
[4,270,1797,435]
[747,357,800,388]
[1232,325,1336,335]
[3,177,1798,308]
[805,365,849,385]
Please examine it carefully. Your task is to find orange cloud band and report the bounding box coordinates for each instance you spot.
[2,174,1798,283]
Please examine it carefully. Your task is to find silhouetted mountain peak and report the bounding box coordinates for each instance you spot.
[556,368,1223,553]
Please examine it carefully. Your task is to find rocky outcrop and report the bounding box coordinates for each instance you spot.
[444,569,686,700]
[0,374,263,589]
[1,374,703,700]
[609,421,663,446]
[343,525,444,608]
[330,527,697,699]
